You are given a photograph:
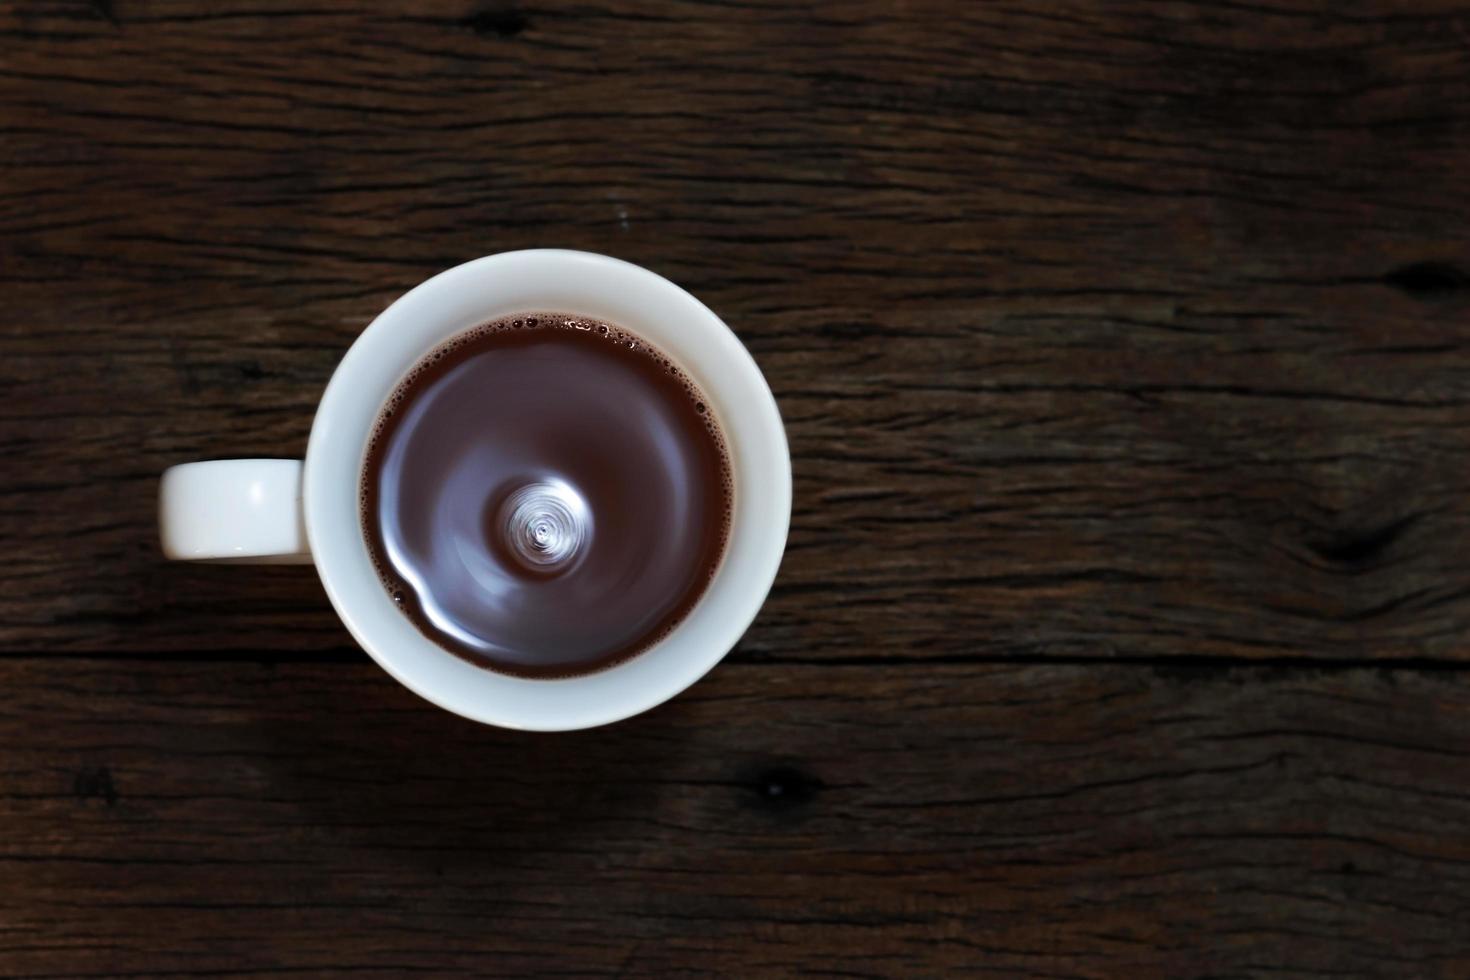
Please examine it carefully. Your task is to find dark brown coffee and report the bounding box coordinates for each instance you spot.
[360,314,732,678]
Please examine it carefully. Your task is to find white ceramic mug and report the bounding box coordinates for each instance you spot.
[159,250,791,730]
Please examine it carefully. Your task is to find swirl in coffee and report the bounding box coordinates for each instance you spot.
[360,314,732,678]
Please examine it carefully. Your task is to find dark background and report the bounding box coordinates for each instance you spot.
[4,0,1470,975]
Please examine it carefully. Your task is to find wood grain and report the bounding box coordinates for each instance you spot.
[2,658,1468,977]
[6,4,1470,973]
[4,0,1470,661]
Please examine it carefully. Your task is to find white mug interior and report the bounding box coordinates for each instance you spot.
[304,250,790,729]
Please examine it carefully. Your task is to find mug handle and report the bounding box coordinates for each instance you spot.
[158,459,312,564]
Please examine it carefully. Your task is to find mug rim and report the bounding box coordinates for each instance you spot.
[303,250,790,729]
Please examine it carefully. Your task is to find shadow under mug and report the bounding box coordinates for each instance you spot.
[158,250,791,730]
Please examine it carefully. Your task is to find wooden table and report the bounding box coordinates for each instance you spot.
[5,1,1470,975]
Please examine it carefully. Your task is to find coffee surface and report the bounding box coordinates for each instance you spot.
[361,314,731,678]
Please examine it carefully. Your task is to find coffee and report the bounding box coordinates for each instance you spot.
[360,314,732,678]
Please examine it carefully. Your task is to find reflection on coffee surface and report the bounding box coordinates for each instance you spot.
[361,314,732,678]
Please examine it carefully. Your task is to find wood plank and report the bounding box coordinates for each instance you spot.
[4,0,1470,661]
[1,658,1468,976]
